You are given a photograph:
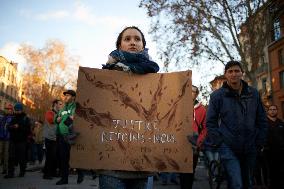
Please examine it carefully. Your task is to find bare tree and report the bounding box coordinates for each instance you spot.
[139,0,270,87]
[18,39,79,119]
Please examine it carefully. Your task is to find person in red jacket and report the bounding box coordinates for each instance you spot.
[180,85,207,189]
[192,87,207,149]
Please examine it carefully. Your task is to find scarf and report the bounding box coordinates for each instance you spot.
[102,49,159,74]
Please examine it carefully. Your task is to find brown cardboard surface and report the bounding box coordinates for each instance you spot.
[70,67,193,173]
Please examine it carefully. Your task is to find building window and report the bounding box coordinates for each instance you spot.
[280,71,284,88]
[273,19,281,41]
[279,49,284,65]
[7,71,10,81]
[1,67,5,77]
[11,73,14,84]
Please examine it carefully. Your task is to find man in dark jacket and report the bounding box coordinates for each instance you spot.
[206,61,268,189]
[266,105,284,189]
[4,102,30,178]
[0,104,14,174]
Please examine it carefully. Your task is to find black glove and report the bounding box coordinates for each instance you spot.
[187,134,198,146]
[256,145,264,154]
[64,116,73,127]
[102,64,116,70]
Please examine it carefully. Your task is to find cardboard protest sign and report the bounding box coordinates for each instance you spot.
[70,67,193,173]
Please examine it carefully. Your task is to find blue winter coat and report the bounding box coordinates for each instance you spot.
[0,114,14,140]
[206,80,268,153]
[8,112,30,142]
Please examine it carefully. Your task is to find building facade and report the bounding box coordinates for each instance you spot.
[268,0,284,117]
[0,56,23,113]
[235,0,283,117]
[237,1,273,108]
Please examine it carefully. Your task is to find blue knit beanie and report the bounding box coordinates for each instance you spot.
[14,102,23,111]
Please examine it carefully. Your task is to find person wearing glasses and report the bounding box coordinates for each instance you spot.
[266,105,284,189]
[180,85,207,189]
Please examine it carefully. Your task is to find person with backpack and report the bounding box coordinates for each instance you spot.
[180,85,207,189]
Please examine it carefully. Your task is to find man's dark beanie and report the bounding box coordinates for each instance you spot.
[63,89,76,97]
[225,61,243,72]
[14,102,24,111]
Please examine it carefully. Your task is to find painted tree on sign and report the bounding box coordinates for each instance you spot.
[74,68,192,171]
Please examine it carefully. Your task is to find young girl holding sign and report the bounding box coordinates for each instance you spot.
[100,26,159,189]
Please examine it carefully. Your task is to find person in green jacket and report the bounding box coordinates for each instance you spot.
[55,89,76,185]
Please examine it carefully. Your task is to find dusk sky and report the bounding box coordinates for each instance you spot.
[0,0,223,87]
[0,0,159,69]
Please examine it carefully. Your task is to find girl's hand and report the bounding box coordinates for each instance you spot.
[57,117,62,122]
[106,55,118,64]
[115,63,130,72]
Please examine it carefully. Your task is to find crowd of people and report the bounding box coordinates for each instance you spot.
[0,26,283,189]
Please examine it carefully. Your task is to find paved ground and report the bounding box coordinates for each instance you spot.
[0,160,222,189]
